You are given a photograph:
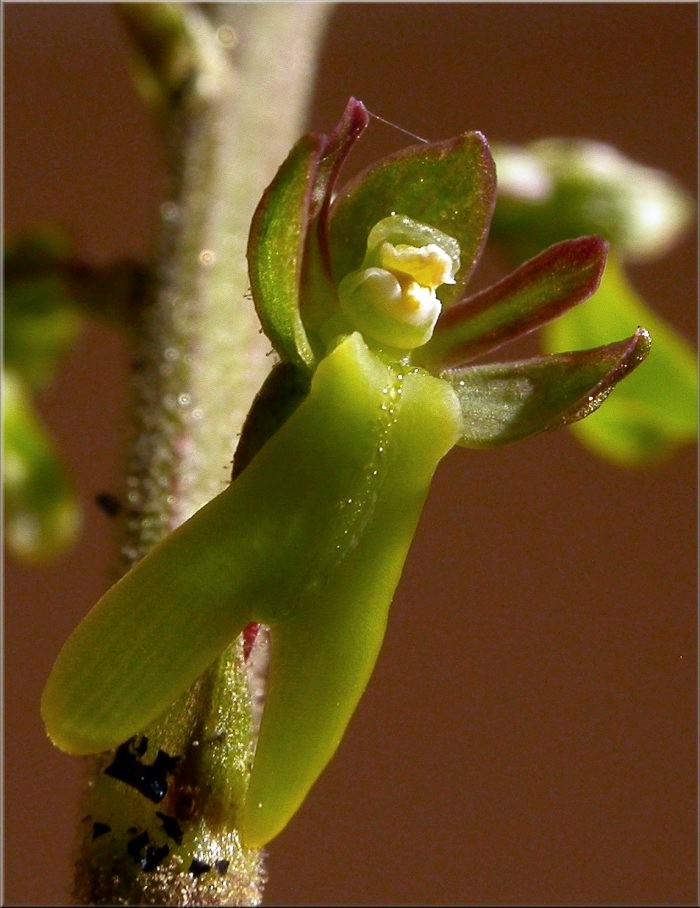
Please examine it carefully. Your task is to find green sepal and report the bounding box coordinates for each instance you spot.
[41,333,461,848]
[442,327,651,449]
[3,367,81,563]
[247,133,323,369]
[542,254,698,465]
[328,131,496,305]
[415,236,607,368]
[231,362,311,480]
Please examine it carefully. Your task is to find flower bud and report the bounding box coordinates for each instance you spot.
[492,138,694,262]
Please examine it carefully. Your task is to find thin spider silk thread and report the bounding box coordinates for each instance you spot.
[365,108,430,145]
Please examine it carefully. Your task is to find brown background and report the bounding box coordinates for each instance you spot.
[4,3,697,906]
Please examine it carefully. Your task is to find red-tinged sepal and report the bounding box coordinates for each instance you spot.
[416,236,608,368]
[442,326,651,448]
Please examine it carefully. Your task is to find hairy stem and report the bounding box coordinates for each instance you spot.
[73,4,332,904]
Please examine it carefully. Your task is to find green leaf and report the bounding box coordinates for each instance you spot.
[328,131,496,305]
[542,254,698,466]
[247,133,323,369]
[442,328,651,449]
[416,236,607,368]
[3,368,81,563]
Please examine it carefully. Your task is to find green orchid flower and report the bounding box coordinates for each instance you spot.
[41,99,651,849]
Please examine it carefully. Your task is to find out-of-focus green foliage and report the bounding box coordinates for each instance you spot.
[542,255,698,466]
[491,138,697,466]
[3,367,81,563]
[491,138,694,263]
[4,228,150,562]
[5,229,83,390]
[3,228,84,563]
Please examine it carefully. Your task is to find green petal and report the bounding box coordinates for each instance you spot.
[239,338,461,848]
[442,328,651,448]
[307,97,369,222]
[328,131,496,304]
[300,98,370,340]
[2,368,81,563]
[247,132,323,369]
[42,334,461,853]
[542,254,698,465]
[416,236,607,367]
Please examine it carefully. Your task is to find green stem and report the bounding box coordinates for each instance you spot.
[73,4,332,904]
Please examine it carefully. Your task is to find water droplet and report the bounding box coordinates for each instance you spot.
[199,249,216,267]
[216,24,238,46]
[122,544,139,563]
[160,201,180,223]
